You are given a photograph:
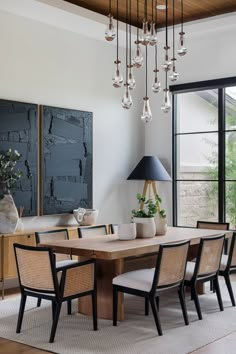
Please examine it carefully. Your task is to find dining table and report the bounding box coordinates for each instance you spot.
[40,226,233,320]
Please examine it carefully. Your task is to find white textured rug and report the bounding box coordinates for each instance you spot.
[1,281,236,354]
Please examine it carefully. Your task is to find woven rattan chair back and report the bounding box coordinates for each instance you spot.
[14,246,55,292]
[197,235,225,277]
[197,221,229,231]
[78,225,107,238]
[110,224,119,234]
[35,229,71,262]
[228,233,236,268]
[154,240,189,288]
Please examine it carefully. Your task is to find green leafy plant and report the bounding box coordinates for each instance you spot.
[131,193,166,218]
[0,149,23,193]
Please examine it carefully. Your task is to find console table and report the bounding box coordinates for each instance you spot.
[0,225,79,299]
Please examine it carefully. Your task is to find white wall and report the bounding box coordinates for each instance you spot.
[0,8,146,224]
[146,14,236,224]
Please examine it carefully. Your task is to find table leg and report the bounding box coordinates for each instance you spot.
[79,258,124,320]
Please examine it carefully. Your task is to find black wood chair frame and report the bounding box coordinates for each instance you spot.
[113,240,190,336]
[219,232,236,306]
[14,243,97,343]
[184,234,225,320]
[77,225,108,238]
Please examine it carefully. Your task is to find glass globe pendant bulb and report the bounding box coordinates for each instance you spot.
[161,89,171,113]
[140,20,150,46]
[162,48,172,72]
[149,22,158,46]
[132,42,144,68]
[169,61,179,82]
[121,83,133,109]
[105,14,116,42]
[112,61,123,88]
[177,32,187,56]
[127,65,136,90]
[152,70,161,93]
[141,97,152,123]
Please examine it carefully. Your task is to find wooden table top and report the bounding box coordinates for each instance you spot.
[40,226,233,260]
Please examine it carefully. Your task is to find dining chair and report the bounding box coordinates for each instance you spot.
[14,243,97,343]
[110,224,118,234]
[197,221,229,254]
[35,229,78,312]
[113,240,190,335]
[184,234,225,320]
[78,225,108,238]
[219,232,236,306]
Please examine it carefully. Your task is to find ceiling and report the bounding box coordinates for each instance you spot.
[64,0,236,28]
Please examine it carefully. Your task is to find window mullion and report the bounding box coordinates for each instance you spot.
[218,88,225,222]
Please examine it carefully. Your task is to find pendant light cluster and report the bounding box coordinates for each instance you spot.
[105,0,187,122]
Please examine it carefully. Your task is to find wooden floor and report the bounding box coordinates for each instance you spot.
[1,288,236,354]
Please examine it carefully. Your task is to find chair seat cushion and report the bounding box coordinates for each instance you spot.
[56,260,78,268]
[113,268,155,292]
[184,262,196,281]
[220,255,228,271]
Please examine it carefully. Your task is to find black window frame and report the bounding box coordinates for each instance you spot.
[170,76,236,228]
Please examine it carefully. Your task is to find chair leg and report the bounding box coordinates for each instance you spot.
[113,286,118,326]
[214,277,224,311]
[224,274,236,307]
[145,297,149,316]
[49,302,62,343]
[155,296,159,311]
[37,298,42,307]
[150,297,162,336]
[67,300,72,315]
[178,286,189,325]
[224,239,228,255]
[92,291,98,330]
[16,294,27,333]
[52,301,56,320]
[191,284,202,320]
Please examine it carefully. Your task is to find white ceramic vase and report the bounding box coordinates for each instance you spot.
[155,214,167,236]
[133,217,156,238]
[118,223,136,240]
[0,194,19,234]
[80,209,99,226]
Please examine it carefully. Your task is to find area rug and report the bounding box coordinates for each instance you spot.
[1,281,236,354]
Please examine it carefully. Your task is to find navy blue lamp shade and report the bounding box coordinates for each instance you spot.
[127,156,171,181]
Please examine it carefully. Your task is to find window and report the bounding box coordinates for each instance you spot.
[172,77,236,229]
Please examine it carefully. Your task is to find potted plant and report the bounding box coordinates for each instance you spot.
[0,149,23,233]
[154,194,167,235]
[131,193,157,238]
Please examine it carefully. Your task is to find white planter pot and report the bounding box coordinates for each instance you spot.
[133,217,156,238]
[0,194,19,234]
[118,223,136,240]
[155,214,167,236]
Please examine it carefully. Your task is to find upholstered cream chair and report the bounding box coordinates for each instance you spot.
[184,234,225,320]
[113,240,190,335]
[14,243,97,343]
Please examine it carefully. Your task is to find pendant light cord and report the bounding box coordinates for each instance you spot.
[129,0,131,66]
[109,0,111,15]
[146,46,148,97]
[116,0,119,61]
[152,0,154,22]
[136,0,139,41]
[125,0,128,83]
[145,0,147,20]
[165,0,168,47]
[181,0,184,33]
[172,0,175,57]
[155,44,157,70]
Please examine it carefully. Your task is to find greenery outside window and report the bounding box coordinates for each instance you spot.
[171,77,236,229]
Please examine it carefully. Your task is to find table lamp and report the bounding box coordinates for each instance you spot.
[127,156,171,210]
